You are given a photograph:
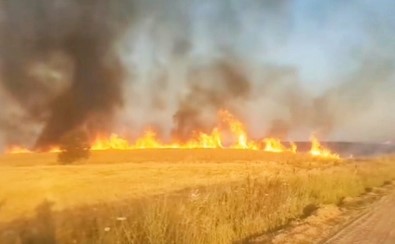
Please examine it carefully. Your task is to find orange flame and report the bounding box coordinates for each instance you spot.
[6,146,33,154]
[4,110,340,159]
[185,128,224,149]
[91,134,134,151]
[5,146,60,154]
[264,138,297,153]
[134,130,162,149]
[48,147,61,153]
[219,110,258,150]
[309,135,339,159]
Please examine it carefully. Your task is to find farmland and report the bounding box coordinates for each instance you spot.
[0,149,394,243]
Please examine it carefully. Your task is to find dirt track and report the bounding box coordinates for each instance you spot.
[325,191,395,244]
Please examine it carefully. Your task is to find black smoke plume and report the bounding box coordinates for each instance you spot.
[173,61,251,139]
[0,0,133,149]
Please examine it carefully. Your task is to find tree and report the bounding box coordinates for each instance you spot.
[58,130,90,164]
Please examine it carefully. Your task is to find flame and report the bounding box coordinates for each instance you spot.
[309,135,339,159]
[134,130,162,149]
[219,110,258,150]
[48,147,61,153]
[91,134,134,151]
[5,145,60,154]
[185,128,224,149]
[6,146,33,154]
[88,128,225,151]
[264,138,297,153]
[4,110,340,159]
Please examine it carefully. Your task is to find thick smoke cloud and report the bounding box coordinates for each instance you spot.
[0,0,134,149]
[173,61,251,139]
[119,0,395,142]
[1,0,394,150]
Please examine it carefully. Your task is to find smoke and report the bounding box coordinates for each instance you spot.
[0,0,134,149]
[1,0,395,150]
[173,61,251,139]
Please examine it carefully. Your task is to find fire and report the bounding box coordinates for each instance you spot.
[185,128,224,149]
[5,145,60,154]
[134,130,162,149]
[309,135,339,159]
[88,128,225,151]
[48,147,61,153]
[91,134,134,151]
[219,110,258,150]
[6,146,33,154]
[264,138,297,153]
[4,110,340,159]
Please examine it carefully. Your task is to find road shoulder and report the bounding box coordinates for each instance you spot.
[249,181,395,244]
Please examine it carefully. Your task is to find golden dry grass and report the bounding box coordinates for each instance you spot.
[0,150,317,222]
[0,150,394,244]
[0,149,322,166]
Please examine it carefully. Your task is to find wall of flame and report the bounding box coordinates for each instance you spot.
[5,110,339,159]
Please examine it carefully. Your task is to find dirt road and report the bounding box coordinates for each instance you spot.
[325,191,395,244]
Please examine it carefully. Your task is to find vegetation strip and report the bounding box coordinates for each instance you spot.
[1,157,395,244]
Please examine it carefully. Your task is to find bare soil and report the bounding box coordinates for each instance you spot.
[251,182,395,244]
[324,186,395,244]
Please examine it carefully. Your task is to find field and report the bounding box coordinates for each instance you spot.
[1,149,395,243]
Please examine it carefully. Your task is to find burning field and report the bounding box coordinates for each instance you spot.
[4,110,339,160]
[1,0,395,243]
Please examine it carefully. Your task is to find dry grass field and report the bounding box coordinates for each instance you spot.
[0,150,394,243]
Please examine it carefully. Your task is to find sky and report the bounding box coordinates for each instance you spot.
[117,0,395,141]
[0,0,394,149]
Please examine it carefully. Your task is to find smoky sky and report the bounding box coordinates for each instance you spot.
[119,0,395,142]
[0,0,395,149]
[0,0,134,149]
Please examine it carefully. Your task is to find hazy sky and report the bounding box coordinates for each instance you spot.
[123,0,395,90]
[0,0,394,148]
[118,0,395,141]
